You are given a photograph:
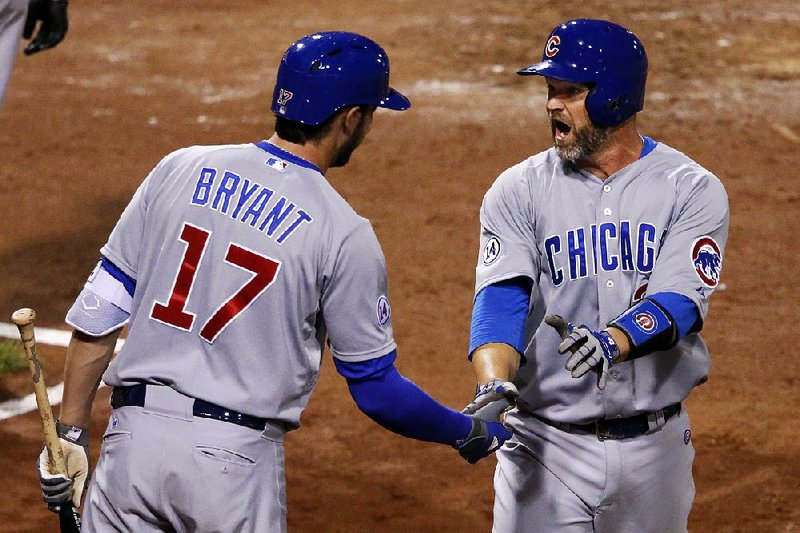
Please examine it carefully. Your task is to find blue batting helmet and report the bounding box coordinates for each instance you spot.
[518,19,648,127]
[271,31,410,125]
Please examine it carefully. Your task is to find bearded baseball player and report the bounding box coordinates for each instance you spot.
[0,0,68,109]
[463,19,730,532]
[35,31,511,531]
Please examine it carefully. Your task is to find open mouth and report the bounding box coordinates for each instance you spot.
[551,118,572,142]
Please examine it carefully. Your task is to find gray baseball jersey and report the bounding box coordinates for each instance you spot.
[100,141,396,428]
[476,142,729,423]
[0,0,27,109]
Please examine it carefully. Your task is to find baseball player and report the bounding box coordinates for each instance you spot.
[34,31,511,532]
[0,0,68,110]
[463,19,729,532]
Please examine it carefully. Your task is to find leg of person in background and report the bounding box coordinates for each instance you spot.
[0,0,28,110]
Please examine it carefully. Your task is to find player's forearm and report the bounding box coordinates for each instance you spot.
[471,343,521,384]
[59,329,120,428]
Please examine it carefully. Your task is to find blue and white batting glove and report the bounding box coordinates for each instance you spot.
[544,315,620,390]
[454,417,512,464]
[462,378,519,422]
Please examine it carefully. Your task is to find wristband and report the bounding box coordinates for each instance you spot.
[56,420,89,447]
[608,298,676,359]
[594,329,620,365]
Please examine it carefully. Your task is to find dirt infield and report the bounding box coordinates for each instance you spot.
[1,1,799,531]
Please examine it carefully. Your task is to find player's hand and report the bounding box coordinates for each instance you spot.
[544,315,620,390]
[36,422,89,511]
[454,417,512,464]
[23,0,68,56]
[462,378,519,422]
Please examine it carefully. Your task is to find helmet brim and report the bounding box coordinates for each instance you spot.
[378,87,411,111]
[517,60,594,84]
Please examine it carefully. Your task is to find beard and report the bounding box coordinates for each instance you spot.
[552,115,611,163]
[330,114,370,168]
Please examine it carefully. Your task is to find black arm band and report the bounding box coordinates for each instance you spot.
[608,298,677,360]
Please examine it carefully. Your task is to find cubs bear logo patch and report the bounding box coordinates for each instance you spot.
[691,236,722,287]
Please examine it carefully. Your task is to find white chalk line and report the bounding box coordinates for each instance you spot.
[0,323,124,421]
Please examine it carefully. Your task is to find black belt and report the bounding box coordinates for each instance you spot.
[533,403,681,440]
[111,384,270,431]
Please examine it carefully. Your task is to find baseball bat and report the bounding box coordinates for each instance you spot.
[544,314,570,337]
[12,308,82,533]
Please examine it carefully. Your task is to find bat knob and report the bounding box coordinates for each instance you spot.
[544,314,569,337]
[11,308,36,327]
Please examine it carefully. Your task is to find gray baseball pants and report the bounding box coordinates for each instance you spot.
[82,386,287,532]
[492,408,695,533]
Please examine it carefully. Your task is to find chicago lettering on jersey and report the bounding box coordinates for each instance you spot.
[544,221,664,286]
[190,167,314,245]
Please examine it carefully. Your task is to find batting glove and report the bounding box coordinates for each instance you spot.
[544,315,620,390]
[36,421,89,511]
[454,417,512,464]
[23,0,68,55]
[462,378,519,422]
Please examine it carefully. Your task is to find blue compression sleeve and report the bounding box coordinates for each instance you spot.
[469,277,532,358]
[334,351,471,445]
[648,291,702,337]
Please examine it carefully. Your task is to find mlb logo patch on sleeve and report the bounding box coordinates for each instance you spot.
[691,236,722,287]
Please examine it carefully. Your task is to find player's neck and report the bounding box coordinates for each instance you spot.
[576,124,643,180]
[267,134,333,175]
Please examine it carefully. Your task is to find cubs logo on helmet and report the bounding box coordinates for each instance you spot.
[691,236,722,287]
[544,35,561,58]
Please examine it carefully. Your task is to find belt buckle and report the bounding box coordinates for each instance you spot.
[595,421,613,441]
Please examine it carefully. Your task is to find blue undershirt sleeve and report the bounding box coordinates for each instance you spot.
[334,350,471,445]
[469,277,532,359]
[648,291,702,338]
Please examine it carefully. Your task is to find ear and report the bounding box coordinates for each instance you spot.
[340,106,364,135]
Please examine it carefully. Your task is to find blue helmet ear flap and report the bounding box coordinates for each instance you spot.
[271,32,410,126]
[518,19,648,127]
